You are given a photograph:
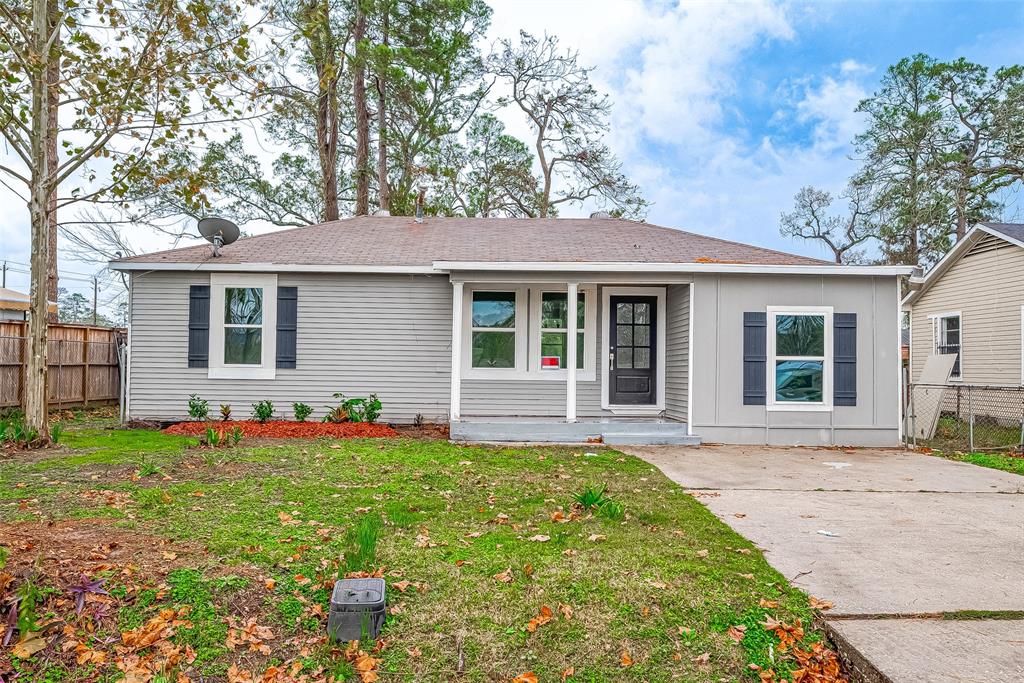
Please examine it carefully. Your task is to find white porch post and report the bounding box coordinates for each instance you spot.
[450,280,463,421]
[566,282,578,422]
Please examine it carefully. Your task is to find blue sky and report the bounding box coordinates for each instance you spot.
[2,0,1024,307]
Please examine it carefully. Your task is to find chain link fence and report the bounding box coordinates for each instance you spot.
[905,383,1024,452]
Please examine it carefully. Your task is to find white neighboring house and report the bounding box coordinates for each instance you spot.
[903,222,1024,387]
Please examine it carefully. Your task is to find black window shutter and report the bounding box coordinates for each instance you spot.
[743,312,767,405]
[276,286,298,369]
[834,313,857,406]
[187,285,210,368]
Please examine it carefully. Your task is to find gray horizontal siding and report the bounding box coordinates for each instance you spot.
[664,284,690,421]
[128,271,452,423]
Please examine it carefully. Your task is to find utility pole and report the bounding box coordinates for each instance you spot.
[1,261,6,287]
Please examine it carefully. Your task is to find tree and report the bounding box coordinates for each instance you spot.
[0,0,263,440]
[929,59,1024,240]
[489,31,648,219]
[779,185,877,264]
[352,0,370,214]
[430,114,542,217]
[855,55,950,266]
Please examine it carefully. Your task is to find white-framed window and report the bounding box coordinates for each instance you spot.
[529,287,596,380]
[208,273,277,379]
[767,306,833,411]
[461,285,596,380]
[930,311,961,380]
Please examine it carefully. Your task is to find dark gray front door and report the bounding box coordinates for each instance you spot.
[609,296,657,405]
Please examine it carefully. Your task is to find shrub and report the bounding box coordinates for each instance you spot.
[251,400,274,423]
[50,423,64,444]
[292,402,313,422]
[188,394,209,420]
[219,404,232,421]
[324,393,383,423]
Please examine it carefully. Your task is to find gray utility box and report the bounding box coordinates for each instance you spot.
[327,578,386,642]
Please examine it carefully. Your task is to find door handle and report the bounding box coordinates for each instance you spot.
[609,348,615,370]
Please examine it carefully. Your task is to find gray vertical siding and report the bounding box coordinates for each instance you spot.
[690,274,901,446]
[664,284,690,421]
[128,271,452,423]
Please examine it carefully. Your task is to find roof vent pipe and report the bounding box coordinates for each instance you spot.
[589,211,611,219]
[415,185,426,223]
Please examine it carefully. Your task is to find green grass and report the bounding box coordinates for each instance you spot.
[0,422,826,681]
[935,450,1024,476]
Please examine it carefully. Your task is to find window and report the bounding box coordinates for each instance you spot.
[539,291,586,370]
[932,313,961,379]
[471,291,517,368]
[767,307,832,409]
[224,287,264,365]
[209,273,277,379]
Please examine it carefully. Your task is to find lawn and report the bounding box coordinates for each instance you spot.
[1,417,840,682]
[931,450,1024,476]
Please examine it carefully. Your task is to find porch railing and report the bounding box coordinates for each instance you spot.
[904,382,1024,452]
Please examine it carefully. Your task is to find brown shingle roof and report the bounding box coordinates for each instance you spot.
[114,216,829,267]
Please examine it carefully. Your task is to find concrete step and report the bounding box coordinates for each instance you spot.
[602,433,701,446]
[598,422,690,436]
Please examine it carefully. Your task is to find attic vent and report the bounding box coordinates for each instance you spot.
[589,211,612,219]
[965,232,1011,258]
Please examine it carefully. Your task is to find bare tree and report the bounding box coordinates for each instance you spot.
[780,185,877,264]
[489,32,648,219]
[352,0,370,215]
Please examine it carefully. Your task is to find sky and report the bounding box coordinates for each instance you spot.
[2,0,1024,311]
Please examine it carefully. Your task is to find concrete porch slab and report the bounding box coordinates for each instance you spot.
[450,418,700,445]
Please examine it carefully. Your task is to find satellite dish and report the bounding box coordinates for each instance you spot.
[197,217,239,256]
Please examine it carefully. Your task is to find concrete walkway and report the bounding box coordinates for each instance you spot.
[622,445,1024,683]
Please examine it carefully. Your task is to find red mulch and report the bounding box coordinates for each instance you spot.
[163,420,398,438]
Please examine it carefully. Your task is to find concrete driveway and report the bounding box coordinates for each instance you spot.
[622,445,1024,683]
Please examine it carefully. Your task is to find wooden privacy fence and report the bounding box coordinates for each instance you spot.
[0,321,124,409]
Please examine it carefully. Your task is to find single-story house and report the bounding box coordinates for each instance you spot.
[903,222,1024,386]
[109,215,911,446]
[0,287,57,321]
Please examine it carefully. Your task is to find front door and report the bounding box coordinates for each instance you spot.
[609,296,657,405]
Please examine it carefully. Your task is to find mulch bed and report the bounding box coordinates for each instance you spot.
[162,420,398,438]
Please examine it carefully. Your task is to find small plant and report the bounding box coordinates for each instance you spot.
[598,499,626,521]
[324,393,383,423]
[572,483,611,510]
[202,426,223,448]
[137,459,162,477]
[188,394,209,420]
[219,404,232,421]
[362,394,382,424]
[343,512,383,574]
[49,423,64,444]
[413,413,424,427]
[1,414,39,447]
[229,426,244,446]
[251,400,274,423]
[293,402,313,422]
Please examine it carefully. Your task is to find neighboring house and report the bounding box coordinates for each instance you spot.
[109,216,910,446]
[0,287,57,321]
[903,223,1024,387]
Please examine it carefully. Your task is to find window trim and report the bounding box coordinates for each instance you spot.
[462,286,528,379]
[766,305,833,412]
[528,286,597,381]
[208,273,278,380]
[928,310,962,381]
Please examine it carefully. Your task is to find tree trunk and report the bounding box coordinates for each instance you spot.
[45,0,60,321]
[955,183,968,241]
[27,0,53,443]
[375,2,390,213]
[353,1,370,216]
[312,0,340,222]
[536,135,550,218]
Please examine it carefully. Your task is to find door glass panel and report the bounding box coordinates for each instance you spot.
[634,347,650,369]
[616,325,632,346]
[634,325,650,346]
[634,303,650,324]
[616,347,633,369]
[616,303,632,323]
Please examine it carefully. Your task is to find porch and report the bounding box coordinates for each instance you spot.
[440,263,695,445]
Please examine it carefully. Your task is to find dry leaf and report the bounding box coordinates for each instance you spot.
[619,649,633,667]
[692,652,711,666]
[512,673,538,683]
[733,513,747,518]
[493,567,513,583]
[561,666,575,681]
[13,632,47,658]
[558,603,573,620]
[759,598,779,609]
[587,534,606,542]
[393,580,412,593]
[526,605,553,633]
[264,578,276,590]
[696,549,709,558]
[407,646,422,658]
[726,624,747,643]
[809,596,835,611]
[528,534,550,542]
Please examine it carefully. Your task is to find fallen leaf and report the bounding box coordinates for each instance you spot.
[759,598,779,609]
[277,511,293,523]
[558,603,573,620]
[561,666,575,681]
[737,573,755,580]
[809,596,835,611]
[162,551,178,560]
[393,580,412,593]
[696,549,709,558]
[734,513,747,518]
[13,632,47,658]
[692,652,711,666]
[587,534,606,542]
[407,646,422,658]
[727,624,747,643]
[526,605,553,633]
[264,578,276,590]
[619,649,633,667]
[512,673,538,683]
[528,534,550,542]
[493,567,513,583]
[293,574,311,585]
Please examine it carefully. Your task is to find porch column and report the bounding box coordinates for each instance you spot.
[566,282,578,422]
[450,280,463,421]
